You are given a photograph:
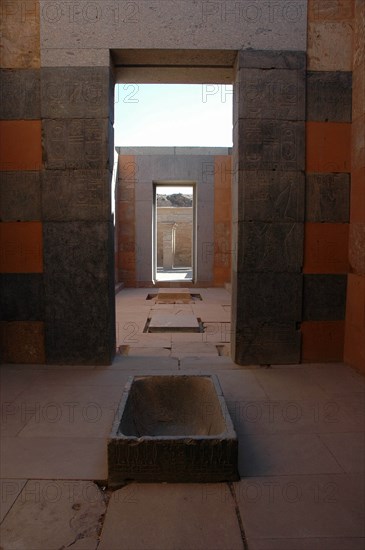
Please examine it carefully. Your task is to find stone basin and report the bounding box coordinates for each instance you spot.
[108,375,239,485]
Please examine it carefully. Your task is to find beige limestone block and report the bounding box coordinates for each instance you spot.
[0,0,40,68]
[308,21,353,71]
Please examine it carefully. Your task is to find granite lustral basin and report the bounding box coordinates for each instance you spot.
[108,375,239,485]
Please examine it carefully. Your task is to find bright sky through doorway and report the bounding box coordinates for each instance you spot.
[114,84,233,147]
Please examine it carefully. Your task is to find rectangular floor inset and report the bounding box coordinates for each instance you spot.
[147,313,201,332]
[146,293,202,303]
[156,292,193,304]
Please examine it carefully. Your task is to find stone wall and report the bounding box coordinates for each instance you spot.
[301,0,353,363]
[0,0,44,363]
[231,49,306,365]
[0,0,116,365]
[3,1,362,366]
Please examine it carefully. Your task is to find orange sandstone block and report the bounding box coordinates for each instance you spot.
[303,223,349,273]
[118,201,135,222]
[0,221,43,273]
[306,122,351,173]
[301,320,345,362]
[214,156,232,188]
[213,265,231,285]
[0,0,40,68]
[0,121,42,170]
[308,0,354,21]
[118,155,137,182]
[345,273,365,329]
[344,273,365,371]
[344,324,365,371]
[0,321,45,364]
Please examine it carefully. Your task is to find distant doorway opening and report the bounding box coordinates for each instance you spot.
[153,182,196,282]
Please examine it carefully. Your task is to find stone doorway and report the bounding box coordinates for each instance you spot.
[153,182,196,283]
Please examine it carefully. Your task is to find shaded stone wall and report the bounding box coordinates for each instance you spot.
[115,155,136,287]
[214,156,232,286]
[0,1,116,365]
[231,49,306,365]
[344,0,365,372]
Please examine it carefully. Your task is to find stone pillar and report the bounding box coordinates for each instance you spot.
[231,50,306,365]
[162,222,176,269]
[41,65,116,364]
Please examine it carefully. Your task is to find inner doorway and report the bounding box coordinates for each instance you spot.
[153,182,196,283]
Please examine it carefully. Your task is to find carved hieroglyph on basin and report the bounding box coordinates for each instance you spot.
[108,375,239,485]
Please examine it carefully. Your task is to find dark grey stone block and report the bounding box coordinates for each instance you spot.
[43,221,115,364]
[233,322,301,365]
[238,171,305,222]
[237,221,304,272]
[303,275,347,321]
[306,71,352,122]
[0,69,41,119]
[238,69,305,120]
[0,171,41,221]
[41,66,114,121]
[43,119,111,170]
[236,273,303,323]
[0,274,44,321]
[238,50,306,70]
[306,173,350,222]
[42,170,111,221]
[237,119,305,171]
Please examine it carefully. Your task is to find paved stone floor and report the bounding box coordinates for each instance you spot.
[0,288,364,549]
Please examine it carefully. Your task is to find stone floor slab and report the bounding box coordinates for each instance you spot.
[247,537,365,550]
[0,480,105,549]
[253,368,328,400]
[127,347,171,356]
[234,474,364,540]
[237,433,343,477]
[0,437,107,480]
[203,322,232,342]
[99,483,244,550]
[27,368,130,387]
[227,397,364,437]
[217,371,269,402]
[318,432,365,473]
[109,356,179,370]
[170,332,208,342]
[305,364,365,396]
[123,334,172,348]
[171,342,218,354]
[0,369,40,403]
[180,356,241,369]
[0,479,26,523]
[192,305,231,322]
